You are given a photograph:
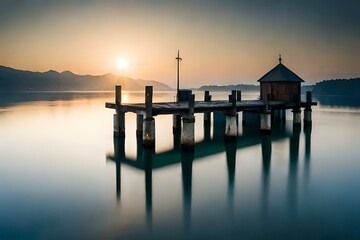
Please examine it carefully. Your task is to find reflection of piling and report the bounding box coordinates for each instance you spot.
[181,150,194,233]
[144,147,153,231]
[272,109,286,124]
[225,140,237,213]
[304,124,312,161]
[304,124,312,186]
[261,135,271,215]
[288,125,300,214]
[114,136,125,201]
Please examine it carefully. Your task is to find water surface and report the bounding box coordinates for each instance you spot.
[0,92,360,239]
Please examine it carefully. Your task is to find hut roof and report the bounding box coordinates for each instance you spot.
[258,60,304,83]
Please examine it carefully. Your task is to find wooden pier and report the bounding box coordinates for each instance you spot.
[105,85,317,149]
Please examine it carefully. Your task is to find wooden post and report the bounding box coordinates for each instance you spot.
[115,85,122,105]
[173,115,181,133]
[114,85,125,137]
[136,114,144,137]
[204,91,211,126]
[174,90,191,133]
[260,113,271,134]
[236,90,241,102]
[228,90,236,104]
[181,94,195,151]
[225,90,238,141]
[260,94,271,134]
[236,91,241,125]
[293,108,301,126]
[304,91,312,127]
[143,86,155,148]
[225,113,238,141]
[145,86,153,118]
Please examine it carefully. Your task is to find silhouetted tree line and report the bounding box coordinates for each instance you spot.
[312,78,360,96]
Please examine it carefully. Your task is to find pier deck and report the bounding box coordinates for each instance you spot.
[105,99,315,115]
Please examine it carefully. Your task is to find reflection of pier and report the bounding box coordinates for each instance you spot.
[107,116,313,233]
[107,120,292,170]
[259,124,313,222]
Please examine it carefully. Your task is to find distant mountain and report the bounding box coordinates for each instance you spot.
[197,80,360,97]
[312,78,360,96]
[0,65,172,91]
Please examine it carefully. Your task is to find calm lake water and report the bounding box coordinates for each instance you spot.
[1,91,360,239]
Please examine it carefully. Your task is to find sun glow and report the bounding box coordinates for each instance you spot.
[116,59,129,70]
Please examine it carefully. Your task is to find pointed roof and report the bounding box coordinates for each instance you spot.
[258,57,304,83]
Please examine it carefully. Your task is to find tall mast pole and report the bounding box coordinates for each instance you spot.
[176,50,182,100]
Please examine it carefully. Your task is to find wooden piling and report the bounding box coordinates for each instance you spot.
[293,108,301,126]
[136,114,144,136]
[225,113,238,141]
[260,113,271,134]
[236,90,241,102]
[145,86,153,118]
[204,91,212,126]
[173,115,181,133]
[225,90,238,141]
[260,94,271,134]
[115,85,122,105]
[280,109,286,122]
[114,85,125,137]
[143,86,155,148]
[181,94,195,151]
[174,90,192,133]
[304,91,312,127]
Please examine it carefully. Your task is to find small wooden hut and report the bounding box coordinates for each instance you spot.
[258,56,304,105]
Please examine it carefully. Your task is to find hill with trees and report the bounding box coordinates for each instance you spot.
[312,78,360,96]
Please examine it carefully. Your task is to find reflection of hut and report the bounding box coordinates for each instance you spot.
[258,56,304,105]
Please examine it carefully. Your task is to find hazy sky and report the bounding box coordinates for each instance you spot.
[0,0,359,87]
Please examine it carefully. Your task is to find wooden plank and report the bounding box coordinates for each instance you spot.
[106,99,316,115]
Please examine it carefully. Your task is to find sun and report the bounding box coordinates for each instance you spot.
[116,59,129,70]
